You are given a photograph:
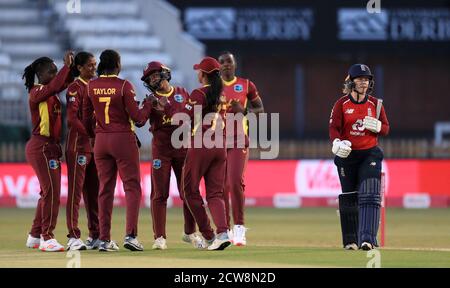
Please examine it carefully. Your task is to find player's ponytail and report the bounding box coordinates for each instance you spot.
[72,51,94,77]
[204,70,223,113]
[97,49,120,75]
[22,57,54,92]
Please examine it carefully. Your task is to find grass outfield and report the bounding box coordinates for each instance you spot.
[0,207,449,268]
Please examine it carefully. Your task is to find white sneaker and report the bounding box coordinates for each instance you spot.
[67,238,87,251]
[227,229,234,244]
[26,234,41,249]
[98,240,119,252]
[233,225,247,246]
[152,236,167,250]
[344,243,358,250]
[207,232,231,251]
[361,242,374,251]
[123,236,144,251]
[39,239,65,252]
[85,237,101,250]
[182,233,207,249]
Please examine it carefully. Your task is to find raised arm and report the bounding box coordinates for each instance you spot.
[122,80,152,124]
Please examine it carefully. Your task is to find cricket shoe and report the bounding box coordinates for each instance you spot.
[227,229,233,244]
[233,225,247,246]
[26,234,41,249]
[207,232,231,251]
[98,240,119,252]
[152,236,167,250]
[67,238,87,251]
[182,233,207,249]
[124,236,144,251]
[39,239,65,252]
[360,242,374,251]
[85,237,102,250]
[344,243,358,250]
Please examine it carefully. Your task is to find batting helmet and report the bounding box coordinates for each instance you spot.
[343,63,375,95]
[141,61,171,92]
[348,64,373,80]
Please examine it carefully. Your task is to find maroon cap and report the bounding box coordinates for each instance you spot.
[193,57,220,73]
[141,61,170,81]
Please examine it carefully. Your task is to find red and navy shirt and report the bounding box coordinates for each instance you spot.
[329,94,389,150]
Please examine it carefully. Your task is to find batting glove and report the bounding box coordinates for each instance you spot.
[363,116,381,133]
[332,139,352,158]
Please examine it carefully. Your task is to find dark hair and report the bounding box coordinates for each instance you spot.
[204,70,223,113]
[97,49,120,75]
[22,57,54,92]
[218,51,233,58]
[71,51,94,77]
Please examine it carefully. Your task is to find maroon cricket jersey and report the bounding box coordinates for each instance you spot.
[83,75,151,135]
[29,65,72,142]
[222,77,261,146]
[149,86,190,146]
[166,86,226,138]
[189,86,226,135]
[329,94,390,150]
[66,77,92,152]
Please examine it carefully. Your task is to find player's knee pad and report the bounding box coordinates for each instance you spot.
[338,191,359,246]
[358,178,381,207]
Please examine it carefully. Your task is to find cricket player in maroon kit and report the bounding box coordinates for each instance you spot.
[23,51,74,252]
[65,52,100,251]
[82,50,152,252]
[218,51,264,246]
[159,57,231,250]
[329,64,389,251]
[139,61,203,250]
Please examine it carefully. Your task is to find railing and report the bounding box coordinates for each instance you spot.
[1,139,449,163]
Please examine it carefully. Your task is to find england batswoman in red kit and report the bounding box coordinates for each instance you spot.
[329,64,389,251]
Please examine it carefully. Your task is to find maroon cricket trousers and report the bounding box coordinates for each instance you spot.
[151,142,196,239]
[94,132,142,241]
[65,150,99,239]
[224,147,249,227]
[26,135,62,241]
[181,144,228,241]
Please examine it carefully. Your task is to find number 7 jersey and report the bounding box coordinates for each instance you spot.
[83,75,151,134]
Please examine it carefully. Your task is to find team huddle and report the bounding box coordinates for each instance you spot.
[22,46,389,254]
[22,49,263,252]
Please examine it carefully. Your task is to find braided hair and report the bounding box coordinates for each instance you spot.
[71,51,94,77]
[204,70,223,113]
[97,49,120,75]
[22,57,54,92]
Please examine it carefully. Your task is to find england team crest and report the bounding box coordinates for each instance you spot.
[234,84,243,92]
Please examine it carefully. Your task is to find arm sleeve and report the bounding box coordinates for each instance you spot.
[29,65,72,104]
[378,103,390,136]
[122,80,151,123]
[329,99,343,141]
[66,84,88,136]
[247,80,261,103]
[82,84,95,138]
